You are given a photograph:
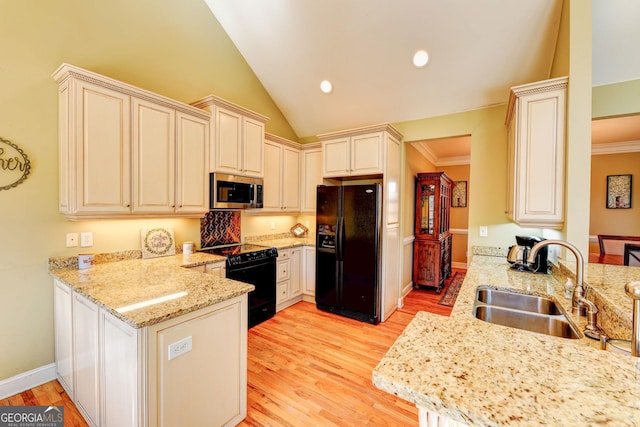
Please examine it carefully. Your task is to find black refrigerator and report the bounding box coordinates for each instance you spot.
[315,184,382,324]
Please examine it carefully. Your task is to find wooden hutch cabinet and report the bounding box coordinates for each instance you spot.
[413,172,453,293]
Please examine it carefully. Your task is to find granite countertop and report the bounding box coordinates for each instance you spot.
[50,252,254,329]
[247,236,315,250]
[373,254,640,426]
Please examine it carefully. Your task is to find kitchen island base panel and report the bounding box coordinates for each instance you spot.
[54,277,248,427]
[418,406,468,427]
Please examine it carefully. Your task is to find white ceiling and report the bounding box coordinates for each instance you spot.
[204,0,563,138]
[204,0,640,163]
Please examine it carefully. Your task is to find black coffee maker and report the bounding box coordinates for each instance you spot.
[507,235,550,273]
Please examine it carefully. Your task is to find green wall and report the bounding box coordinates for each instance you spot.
[0,0,296,381]
[395,106,548,251]
[593,79,640,118]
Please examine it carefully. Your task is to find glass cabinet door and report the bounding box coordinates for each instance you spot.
[419,184,435,235]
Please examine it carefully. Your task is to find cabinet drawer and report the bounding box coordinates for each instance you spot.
[277,259,290,282]
[278,249,291,260]
[276,281,288,304]
[205,262,225,277]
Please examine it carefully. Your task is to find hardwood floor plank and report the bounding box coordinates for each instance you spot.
[2,268,464,427]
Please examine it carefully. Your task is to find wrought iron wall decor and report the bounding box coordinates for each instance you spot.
[0,137,31,190]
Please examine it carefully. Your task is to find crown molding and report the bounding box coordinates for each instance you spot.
[435,155,471,166]
[411,143,438,165]
[592,140,640,155]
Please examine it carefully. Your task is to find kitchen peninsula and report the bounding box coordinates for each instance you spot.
[373,251,640,426]
[49,251,254,427]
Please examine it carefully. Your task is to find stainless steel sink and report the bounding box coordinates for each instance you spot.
[476,288,563,315]
[473,287,581,339]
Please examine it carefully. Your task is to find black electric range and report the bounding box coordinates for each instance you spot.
[199,244,278,328]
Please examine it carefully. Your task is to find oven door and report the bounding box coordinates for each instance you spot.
[226,259,276,327]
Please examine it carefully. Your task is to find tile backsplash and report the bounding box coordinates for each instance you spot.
[200,211,241,248]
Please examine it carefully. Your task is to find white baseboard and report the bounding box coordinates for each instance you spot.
[402,281,413,297]
[0,363,56,400]
[452,261,467,270]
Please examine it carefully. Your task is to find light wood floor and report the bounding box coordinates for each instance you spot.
[1,269,464,426]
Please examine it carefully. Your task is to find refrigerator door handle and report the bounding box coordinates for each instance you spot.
[336,216,345,261]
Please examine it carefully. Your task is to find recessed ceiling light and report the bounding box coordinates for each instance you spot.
[413,50,430,68]
[320,80,333,94]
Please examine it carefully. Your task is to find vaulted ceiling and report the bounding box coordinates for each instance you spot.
[204,1,640,163]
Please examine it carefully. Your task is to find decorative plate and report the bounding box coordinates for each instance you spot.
[290,223,309,237]
[141,227,176,259]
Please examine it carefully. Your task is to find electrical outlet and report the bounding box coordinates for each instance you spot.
[168,336,192,360]
[66,233,78,247]
[80,232,93,247]
[270,221,276,230]
[479,226,488,237]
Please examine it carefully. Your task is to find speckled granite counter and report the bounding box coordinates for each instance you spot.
[246,235,315,249]
[373,254,640,426]
[50,252,254,329]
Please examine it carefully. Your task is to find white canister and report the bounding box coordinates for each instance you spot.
[182,242,195,255]
[78,253,94,270]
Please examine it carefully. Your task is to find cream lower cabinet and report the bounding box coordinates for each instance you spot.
[53,279,247,427]
[73,292,100,427]
[505,77,568,228]
[188,260,226,278]
[52,63,210,220]
[53,280,74,399]
[302,246,316,302]
[263,134,301,213]
[205,260,226,277]
[276,248,302,311]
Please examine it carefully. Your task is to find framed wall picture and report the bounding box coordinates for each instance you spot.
[606,174,632,209]
[452,181,467,208]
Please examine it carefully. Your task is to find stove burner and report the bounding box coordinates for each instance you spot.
[199,244,278,266]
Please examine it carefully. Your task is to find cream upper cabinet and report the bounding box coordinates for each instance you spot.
[319,130,384,178]
[505,77,568,229]
[132,98,176,213]
[321,137,350,177]
[60,78,132,215]
[191,95,268,178]
[175,112,209,214]
[301,144,323,213]
[262,134,301,213]
[52,63,211,220]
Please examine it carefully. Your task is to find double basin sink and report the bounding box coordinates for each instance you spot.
[473,287,581,339]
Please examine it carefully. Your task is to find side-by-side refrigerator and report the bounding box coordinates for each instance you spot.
[315,184,382,324]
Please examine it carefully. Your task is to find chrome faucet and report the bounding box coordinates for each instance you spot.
[527,240,588,317]
[625,281,640,357]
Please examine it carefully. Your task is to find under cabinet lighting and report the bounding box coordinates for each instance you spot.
[116,291,188,313]
[320,80,333,94]
[413,50,430,68]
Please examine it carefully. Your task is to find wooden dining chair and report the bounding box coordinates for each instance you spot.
[598,234,640,256]
[624,244,640,266]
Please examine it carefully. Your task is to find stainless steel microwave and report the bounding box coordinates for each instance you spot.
[210,173,263,209]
